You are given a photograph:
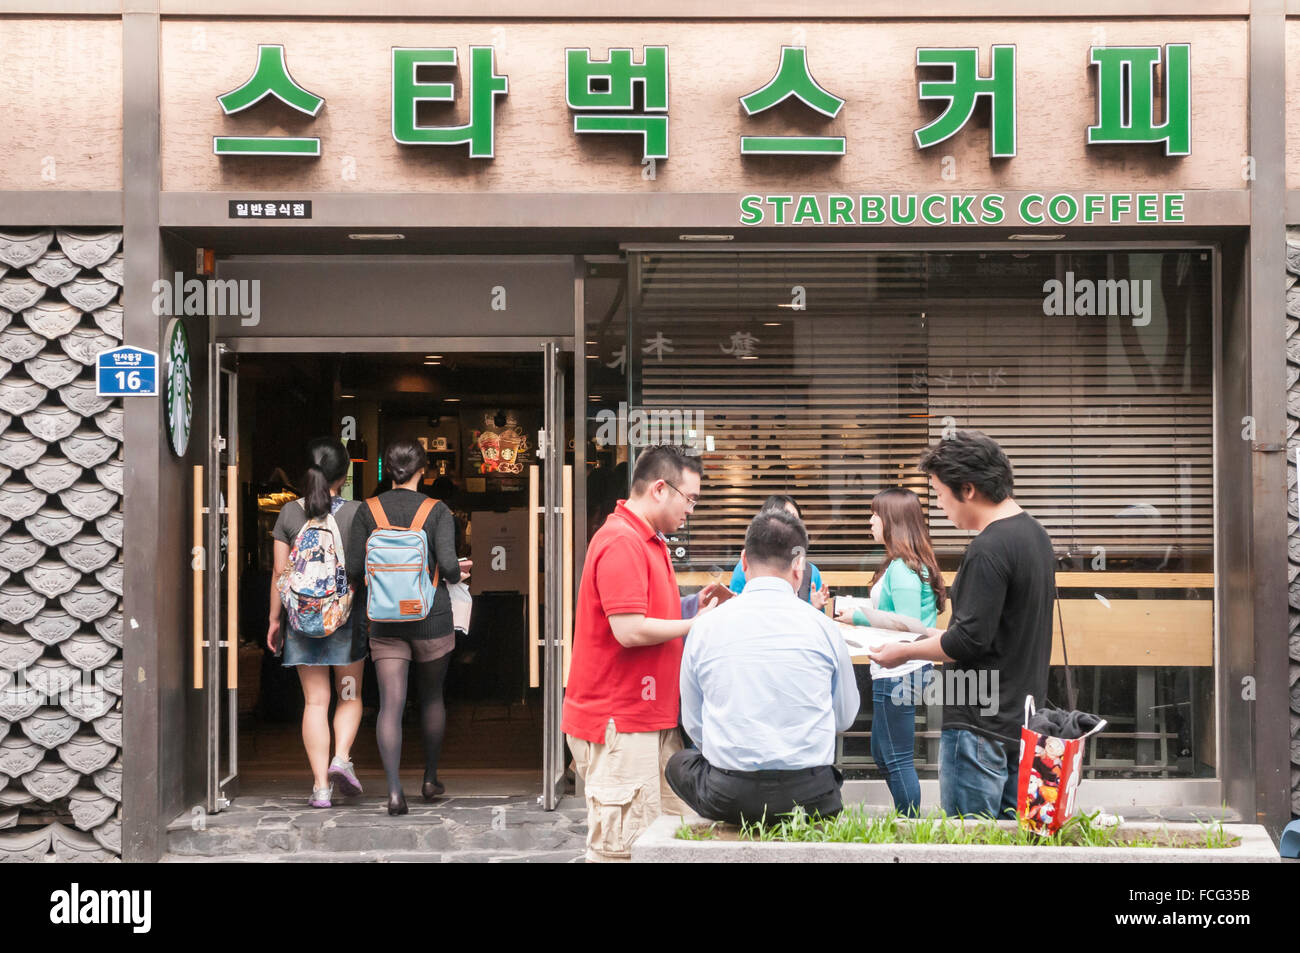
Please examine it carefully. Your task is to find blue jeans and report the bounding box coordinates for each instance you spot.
[938,727,1019,819]
[871,665,929,816]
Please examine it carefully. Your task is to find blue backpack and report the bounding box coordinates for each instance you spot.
[363,497,441,622]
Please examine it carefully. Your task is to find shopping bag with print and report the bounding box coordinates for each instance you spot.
[1016,696,1106,835]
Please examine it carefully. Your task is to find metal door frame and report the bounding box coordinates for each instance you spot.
[204,342,239,813]
[540,339,571,810]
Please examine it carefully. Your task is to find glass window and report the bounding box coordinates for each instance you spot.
[586,249,1216,781]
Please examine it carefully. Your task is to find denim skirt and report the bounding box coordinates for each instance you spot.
[283,616,365,667]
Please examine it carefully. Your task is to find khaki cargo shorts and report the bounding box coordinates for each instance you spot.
[566,719,686,863]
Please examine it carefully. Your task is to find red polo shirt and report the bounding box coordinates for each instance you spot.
[562,500,684,743]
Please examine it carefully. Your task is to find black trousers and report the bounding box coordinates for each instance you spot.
[665,749,844,825]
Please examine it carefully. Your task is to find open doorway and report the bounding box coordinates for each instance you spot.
[228,349,574,800]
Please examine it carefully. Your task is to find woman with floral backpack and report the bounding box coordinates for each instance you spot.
[267,437,366,809]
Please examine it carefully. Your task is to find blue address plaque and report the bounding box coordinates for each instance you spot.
[96,346,159,397]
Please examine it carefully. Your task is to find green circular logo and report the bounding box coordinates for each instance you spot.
[165,318,192,456]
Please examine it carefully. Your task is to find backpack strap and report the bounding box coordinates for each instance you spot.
[410,498,437,532]
[411,498,440,588]
[367,497,393,530]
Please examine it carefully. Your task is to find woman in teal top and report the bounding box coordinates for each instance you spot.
[836,487,947,815]
[728,494,828,608]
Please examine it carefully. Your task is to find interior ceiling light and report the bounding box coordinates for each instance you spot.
[348,233,405,241]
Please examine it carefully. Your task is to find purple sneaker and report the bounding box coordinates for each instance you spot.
[328,757,363,797]
[310,784,333,808]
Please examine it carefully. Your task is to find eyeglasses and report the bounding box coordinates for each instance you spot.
[662,479,699,510]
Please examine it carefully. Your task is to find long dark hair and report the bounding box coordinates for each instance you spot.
[302,437,350,519]
[869,487,947,613]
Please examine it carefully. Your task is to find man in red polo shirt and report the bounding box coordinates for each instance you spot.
[563,444,722,862]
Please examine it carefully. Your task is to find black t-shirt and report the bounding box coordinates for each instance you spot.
[939,510,1056,744]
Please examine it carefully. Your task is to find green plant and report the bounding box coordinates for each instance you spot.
[674,819,719,840]
[728,806,1234,849]
[1197,816,1241,850]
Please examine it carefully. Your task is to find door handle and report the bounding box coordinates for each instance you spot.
[562,465,573,687]
[193,465,204,690]
[226,464,238,690]
[528,464,540,688]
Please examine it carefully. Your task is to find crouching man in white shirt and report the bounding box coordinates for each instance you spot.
[665,508,860,824]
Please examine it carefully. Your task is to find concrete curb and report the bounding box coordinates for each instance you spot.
[630,815,1280,863]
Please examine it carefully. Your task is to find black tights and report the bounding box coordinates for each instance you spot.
[374,655,450,798]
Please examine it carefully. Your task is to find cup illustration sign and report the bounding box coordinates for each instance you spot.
[497,428,527,474]
[477,431,501,472]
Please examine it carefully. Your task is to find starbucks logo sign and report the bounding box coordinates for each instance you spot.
[165,318,192,456]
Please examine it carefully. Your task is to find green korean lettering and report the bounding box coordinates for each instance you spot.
[914,46,1016,158]
[1087,45,1190,156]
[567,46,669,160]
[218,44,323,117]
[566,47,668,111]
[215,44,323,157]
[392,46,508,157]
[740,47,845,156]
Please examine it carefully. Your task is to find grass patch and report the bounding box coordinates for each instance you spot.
[675,819,719,840]
[672,806,1239,849]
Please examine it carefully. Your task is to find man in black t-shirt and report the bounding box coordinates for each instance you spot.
[869,430,1055,819]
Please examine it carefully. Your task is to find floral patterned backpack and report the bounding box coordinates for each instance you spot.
[276,500,353,637]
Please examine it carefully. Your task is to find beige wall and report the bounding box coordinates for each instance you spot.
[160,18,1248,194]
[1288,18,1300,191]
[0,18,123,191]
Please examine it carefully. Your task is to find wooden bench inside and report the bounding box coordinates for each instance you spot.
[678,571,1213,667]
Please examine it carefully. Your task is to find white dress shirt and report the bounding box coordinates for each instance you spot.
[680,575,861,771]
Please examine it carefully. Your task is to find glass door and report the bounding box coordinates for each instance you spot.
[197,342,239,812]
[530,339,573,809]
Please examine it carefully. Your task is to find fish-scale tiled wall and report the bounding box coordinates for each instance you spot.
[0,228,123,861]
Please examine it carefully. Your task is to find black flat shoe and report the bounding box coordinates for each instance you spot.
[422,779,445,802]
[387,792,408,816]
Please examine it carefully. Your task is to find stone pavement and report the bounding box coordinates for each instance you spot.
[159,788,1244,863]
[163,792,590,863]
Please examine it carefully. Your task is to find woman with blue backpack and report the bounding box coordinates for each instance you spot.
[346,438,470,816]
[267,437,367,809]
